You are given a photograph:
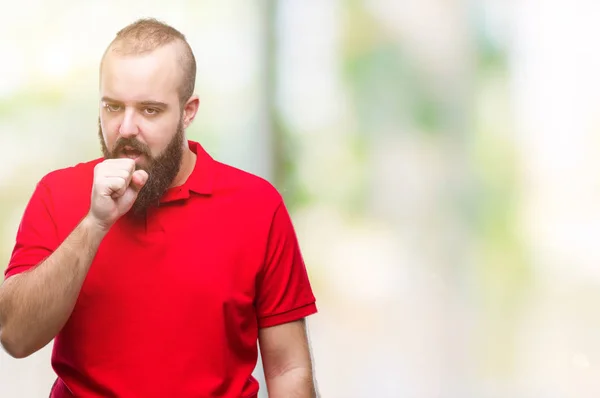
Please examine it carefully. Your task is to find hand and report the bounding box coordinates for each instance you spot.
[87,159,148,230]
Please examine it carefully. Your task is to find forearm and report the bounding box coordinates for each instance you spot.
[266,367,316,398]
[0,215,106,358]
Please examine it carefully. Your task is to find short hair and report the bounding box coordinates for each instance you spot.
[102,18,196,107]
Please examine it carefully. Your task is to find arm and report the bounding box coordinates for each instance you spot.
[0,216,107,358]
[259,319,317,398]
[255,199,319,395]
[0,159,147,358]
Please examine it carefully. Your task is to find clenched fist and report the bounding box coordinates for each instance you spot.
[87,159,148,230]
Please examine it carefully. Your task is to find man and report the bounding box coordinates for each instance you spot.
[0,18,318,398]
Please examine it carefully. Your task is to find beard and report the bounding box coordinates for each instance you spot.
[98,118,185,216]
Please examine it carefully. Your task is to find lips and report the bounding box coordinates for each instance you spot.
[120,147,143,159]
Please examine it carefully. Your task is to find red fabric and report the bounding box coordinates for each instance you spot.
[5,141,317,398]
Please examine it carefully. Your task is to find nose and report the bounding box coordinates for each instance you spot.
[118,108,139,138]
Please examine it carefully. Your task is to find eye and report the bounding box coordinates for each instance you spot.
[144,108,160,115]
[104,103,122,112]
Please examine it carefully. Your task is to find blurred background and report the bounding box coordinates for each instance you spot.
[2,0,600,397]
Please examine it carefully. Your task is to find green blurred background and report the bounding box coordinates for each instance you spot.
[3,0,600,397]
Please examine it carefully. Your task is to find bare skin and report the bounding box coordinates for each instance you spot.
[260,319,318,398]
[0,159,147,358]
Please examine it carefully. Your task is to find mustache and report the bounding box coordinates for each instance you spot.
[112,138,151,156]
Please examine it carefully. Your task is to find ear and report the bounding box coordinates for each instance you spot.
[182,95,200,129]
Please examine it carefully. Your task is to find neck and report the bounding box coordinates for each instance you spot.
[170,146,196,188]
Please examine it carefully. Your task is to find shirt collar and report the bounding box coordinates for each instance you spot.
[160,140,215,203]
[185,140,215,195]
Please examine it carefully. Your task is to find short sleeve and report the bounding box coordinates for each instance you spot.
[255,201,317,328]
[4,178,59,280]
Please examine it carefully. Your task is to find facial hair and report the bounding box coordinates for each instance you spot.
[98,118,185,216]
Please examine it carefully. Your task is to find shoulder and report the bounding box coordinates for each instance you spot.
[19,158,102,239]
[212,160,284,211]
[39,158,102,190]
[35,158,102,223]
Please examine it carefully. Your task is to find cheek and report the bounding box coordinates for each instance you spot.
[99,118,117,140]
[101,130,118,150]
[144,122,179,155]
[146,138,170,158]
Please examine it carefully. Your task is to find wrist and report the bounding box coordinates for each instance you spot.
[81,214,112,238]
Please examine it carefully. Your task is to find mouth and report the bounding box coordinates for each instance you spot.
[119,147,144,160]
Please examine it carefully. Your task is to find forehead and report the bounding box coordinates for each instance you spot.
[100,43,181,104]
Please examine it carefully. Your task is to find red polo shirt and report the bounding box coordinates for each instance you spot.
[5,140,317,398]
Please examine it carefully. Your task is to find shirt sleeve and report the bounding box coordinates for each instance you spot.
[255,201,317,328]
[4,178,59,280]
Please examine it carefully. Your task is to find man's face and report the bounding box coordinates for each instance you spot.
[98,43,186,214]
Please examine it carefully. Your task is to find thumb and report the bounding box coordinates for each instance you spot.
[130,170,149,192]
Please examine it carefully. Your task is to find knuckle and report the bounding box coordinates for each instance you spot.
[115,159,133,170]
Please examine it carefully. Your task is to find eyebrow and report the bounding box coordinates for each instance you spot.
[101,97,169,109]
